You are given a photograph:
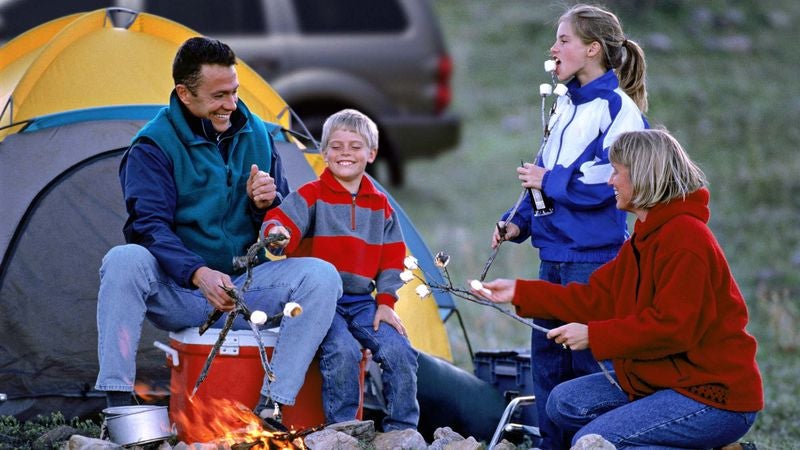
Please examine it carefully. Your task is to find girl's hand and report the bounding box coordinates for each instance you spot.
[491,221,520,248]
[374,304,407,337]
[518,163,547,190]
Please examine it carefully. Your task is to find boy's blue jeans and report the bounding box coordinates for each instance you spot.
[95,244,340,406]
[319,299,419,431]
[533,261,606,450]
[548,372,758,449]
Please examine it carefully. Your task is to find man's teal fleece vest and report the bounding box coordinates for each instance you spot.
[132,93,271,274]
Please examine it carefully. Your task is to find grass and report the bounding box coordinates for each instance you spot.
[387,0,800,447]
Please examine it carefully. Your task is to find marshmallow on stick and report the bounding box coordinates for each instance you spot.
[539,83,553,96]
[470,279,492,296]
[544,59,557,73]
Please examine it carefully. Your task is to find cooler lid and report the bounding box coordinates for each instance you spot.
[169,327,278,347]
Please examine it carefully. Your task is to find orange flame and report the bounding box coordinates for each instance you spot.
[133,382,169,402]
[172,396,306,449]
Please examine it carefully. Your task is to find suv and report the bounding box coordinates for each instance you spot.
[0,0,460,186]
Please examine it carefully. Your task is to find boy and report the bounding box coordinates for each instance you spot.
[261,109,419,431]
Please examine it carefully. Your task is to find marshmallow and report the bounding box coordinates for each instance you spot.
[544,59,557,72]
[400,270,415,283]
[553,83,568,96]
[403,255,419,270]
[415,284,431,299]
[283,302,303,317]
[250,310,267,325]
[539,83,553,96]
[470,279,492,295]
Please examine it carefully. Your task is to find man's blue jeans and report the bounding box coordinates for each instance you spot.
[95,244,340,406]
[533,260,606,450]
[319,299,419,431]
[548,372,758,449]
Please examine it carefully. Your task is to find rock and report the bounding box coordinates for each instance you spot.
[371,428,428,449]
[325,419,376,442]
[63,434,120,450]
[443,436,481,450]
[305,428,360,450]
[428,426,466,449]
[571,433,616,450]
[36,425,80,448]
[491,439,517,450]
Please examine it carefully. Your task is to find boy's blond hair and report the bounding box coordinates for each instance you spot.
[319,109,379,151]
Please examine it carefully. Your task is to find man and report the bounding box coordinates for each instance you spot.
[95,37,340,417]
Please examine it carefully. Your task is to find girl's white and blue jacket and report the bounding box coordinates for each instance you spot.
[504,70,648,263]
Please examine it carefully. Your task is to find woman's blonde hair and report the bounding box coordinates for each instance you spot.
[320,108,379,151]
[609,129,706,209]
[560,4,648,112]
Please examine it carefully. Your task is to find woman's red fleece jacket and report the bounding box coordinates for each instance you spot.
[512,188,764,412]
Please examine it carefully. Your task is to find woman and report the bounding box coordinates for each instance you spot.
[479,129,763,448]
[490,4,649,448]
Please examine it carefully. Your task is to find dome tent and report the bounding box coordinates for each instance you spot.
[0,8,507,442]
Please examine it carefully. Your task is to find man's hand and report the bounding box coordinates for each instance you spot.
[247,164,277,209]
[374,304,407,337]
[191,266,236,311]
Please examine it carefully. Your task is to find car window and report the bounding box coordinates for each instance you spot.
[145,0,266,34]
[293,0,407,34]
[0,0,114,42]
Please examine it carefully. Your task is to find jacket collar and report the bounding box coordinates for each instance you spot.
[319,167,380,196]
[567,70,619,105]
[634,187,711,240]
[169,90,250,145]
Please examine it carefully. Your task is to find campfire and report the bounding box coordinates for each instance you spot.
[171,396,317,449]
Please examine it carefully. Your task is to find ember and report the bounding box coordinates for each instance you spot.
[172,396,317,449]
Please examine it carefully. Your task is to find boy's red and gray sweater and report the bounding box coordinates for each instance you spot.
[262,168,406,308]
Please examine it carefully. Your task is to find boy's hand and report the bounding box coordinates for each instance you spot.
[247,164,277,209]
[374,304,407,337]
[267,226,290,249]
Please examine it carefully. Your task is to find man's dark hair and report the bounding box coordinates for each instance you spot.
[172,37,237,94]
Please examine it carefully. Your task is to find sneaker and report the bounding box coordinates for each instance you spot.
[254,396,287,432]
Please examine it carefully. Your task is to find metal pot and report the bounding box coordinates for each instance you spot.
[103,405,172,446]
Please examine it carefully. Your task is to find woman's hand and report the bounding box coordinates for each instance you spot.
[547,323,589,351]
[470,278,516,304]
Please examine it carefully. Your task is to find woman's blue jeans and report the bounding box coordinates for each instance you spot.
[95,244,340,406]
[319,299,419,431]
[548,372,758,449]
[533,260,606,450]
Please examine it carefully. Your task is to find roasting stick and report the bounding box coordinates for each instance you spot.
[191,235,289,397]
[468,280,622,391]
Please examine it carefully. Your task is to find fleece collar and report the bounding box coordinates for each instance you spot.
[634,187,711,239]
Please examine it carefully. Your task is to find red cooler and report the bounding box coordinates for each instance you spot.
[165,327,366,443]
